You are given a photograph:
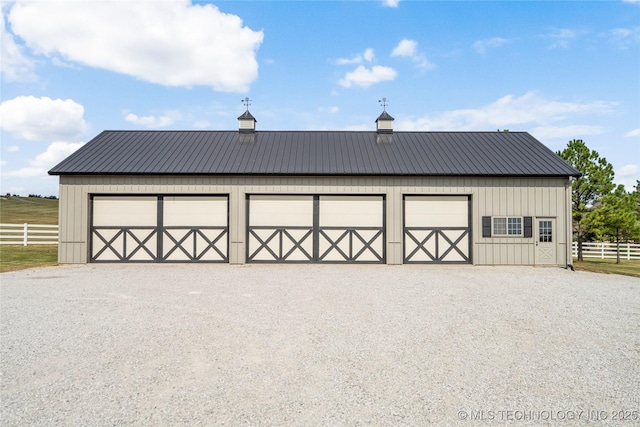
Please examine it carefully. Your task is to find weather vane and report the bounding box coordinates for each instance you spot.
[241,97,252,111]
[378,97,388,112]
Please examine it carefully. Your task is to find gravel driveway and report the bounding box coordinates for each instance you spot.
[1,264,639,426]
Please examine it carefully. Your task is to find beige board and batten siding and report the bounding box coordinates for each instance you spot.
[57,174,570,266]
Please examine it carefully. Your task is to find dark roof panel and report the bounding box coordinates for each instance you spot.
[49,130,581,177]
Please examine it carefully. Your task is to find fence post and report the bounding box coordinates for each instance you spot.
[23,223,28,246]
[628,243,631,261]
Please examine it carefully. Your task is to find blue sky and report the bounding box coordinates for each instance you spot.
[1,0,639,196]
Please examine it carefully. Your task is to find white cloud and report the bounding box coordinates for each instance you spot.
[611,28,633,38]
[5,141,84,178]
[616,164,639,192]
[382,0,400,7]
[336,56,362,65]
[625,128,640,137]
[125,111,182,128]
[1,10,36,82]
[547,28,578,49]
[363,48,375,62]
[472,37,511,54]
[391,38,434,70]
[396,91,615,132]
[319,106,340,114]
[392,39,417,57]
[607,27,640,47]
[529,125,605,140]
[6,146,20,152]
[336,48,375,65]
[0,161,6,166]
[339,65,397,88]
[0,96,88,141]
[8,1,263,92]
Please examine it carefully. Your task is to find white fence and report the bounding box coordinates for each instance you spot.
[572,241,640,260]
[0,223,59,246]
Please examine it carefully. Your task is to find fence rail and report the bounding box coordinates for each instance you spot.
[0,223,58,246]
[572,241,640,260]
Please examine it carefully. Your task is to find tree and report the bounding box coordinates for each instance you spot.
[584,185,640,264]
[556,139,615,261]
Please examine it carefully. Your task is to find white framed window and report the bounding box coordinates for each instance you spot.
[493,217,522,236]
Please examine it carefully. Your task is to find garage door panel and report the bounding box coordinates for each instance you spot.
[163,196,227,226]
[318,228,383,262]
[92,229,123,261]
[352,229,383,261]
[404,229,436,262]
[162,229,193,261]
[281,229,313,261]
[249,195,313,227]
[128,231,157,261]
[196,229,228,261]
[405,196,467,228]
[404,196,470,264]
[93,196,157,227]
[319,229,349,261]
[162,227,228,262]
[319,196,382,227]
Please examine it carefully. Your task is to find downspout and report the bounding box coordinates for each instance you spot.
[566,176,574,271]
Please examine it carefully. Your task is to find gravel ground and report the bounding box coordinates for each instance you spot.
[1,264,639,426]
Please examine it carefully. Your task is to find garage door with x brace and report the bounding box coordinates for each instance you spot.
[90,195,228,262]
[247,195,385,263]
[404,195,471,263]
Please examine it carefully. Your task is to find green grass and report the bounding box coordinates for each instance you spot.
[0,196,59,224]
[573,258,640,278]
[0,196,59,272]
[0,245,58,273]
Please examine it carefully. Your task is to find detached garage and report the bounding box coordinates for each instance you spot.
[49,109,580,267]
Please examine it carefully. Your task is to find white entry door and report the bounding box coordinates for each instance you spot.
[535,218,556,265]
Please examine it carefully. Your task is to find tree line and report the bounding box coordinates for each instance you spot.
[557,139,640,264]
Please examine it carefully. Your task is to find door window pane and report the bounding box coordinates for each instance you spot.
[539,220,552,242]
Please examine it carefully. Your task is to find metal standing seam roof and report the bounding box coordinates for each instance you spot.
[48,130,581,177]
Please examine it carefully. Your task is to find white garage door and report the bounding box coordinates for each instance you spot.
[247,195,385,263]
[318,196,384,262]
[91,195,228,262]
[404,196,470,263]
[247,195,314,262]
[162,196,228,262]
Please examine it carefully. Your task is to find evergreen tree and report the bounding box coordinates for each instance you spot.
[557,139,615,261]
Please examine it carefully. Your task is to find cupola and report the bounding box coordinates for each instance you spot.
[238,97,256,134]
[375,97,394,134]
